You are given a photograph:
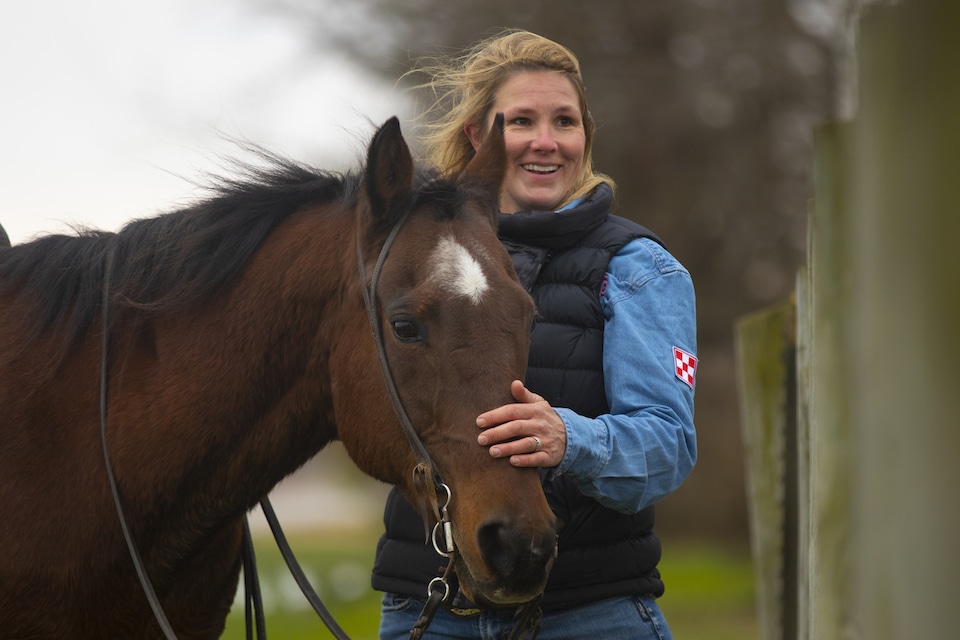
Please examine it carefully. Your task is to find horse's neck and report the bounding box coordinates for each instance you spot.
[113,209,356,527]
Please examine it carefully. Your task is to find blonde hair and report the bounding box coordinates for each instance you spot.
[407,29,615,207]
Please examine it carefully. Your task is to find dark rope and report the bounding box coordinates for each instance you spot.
[260,497,352,639]
[242,518,267,640]
[100,242,179,640]
[507,596,544,640]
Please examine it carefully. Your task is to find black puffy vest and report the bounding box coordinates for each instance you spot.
[371,184,665,608]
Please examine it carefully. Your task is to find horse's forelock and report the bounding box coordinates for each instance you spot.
[409,172,477,223]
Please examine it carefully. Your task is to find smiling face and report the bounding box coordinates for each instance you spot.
[466,71,586,214]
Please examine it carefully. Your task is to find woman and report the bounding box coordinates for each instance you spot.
[372,29,697,640]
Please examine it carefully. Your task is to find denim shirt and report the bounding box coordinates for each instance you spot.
[552,236,698,514]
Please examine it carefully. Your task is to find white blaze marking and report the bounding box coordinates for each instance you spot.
[431,236,489,304]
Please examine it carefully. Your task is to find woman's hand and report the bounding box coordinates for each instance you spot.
[476,380,567,468]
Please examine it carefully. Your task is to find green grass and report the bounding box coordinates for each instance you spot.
[222,528,383,640]
[657,542,758,640]
[222,531,757,640]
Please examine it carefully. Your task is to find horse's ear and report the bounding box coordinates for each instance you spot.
[364,116,414,225]
[461,113,506,207]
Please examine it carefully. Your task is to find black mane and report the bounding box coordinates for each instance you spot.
[0,152,361,346]
[0,145,478,355]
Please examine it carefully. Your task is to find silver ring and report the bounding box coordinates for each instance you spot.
[532,436,542,452]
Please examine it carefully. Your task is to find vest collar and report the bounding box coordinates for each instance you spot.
[497,184,612,249]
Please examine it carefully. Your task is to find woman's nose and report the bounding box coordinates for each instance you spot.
[530,125,558,152]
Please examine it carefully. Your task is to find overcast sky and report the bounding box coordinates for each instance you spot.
[1,0,411,245]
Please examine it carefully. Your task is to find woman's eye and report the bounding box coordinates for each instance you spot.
[391,319,422,343]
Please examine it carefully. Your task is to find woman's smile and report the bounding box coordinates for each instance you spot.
[467,70,586,213]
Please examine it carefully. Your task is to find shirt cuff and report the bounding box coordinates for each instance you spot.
[553,407,611,479]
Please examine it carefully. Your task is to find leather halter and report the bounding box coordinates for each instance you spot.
[355,210,462,639]
[355,209,457,533]
[355,210,449,500]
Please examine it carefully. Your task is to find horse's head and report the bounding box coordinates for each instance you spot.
[341,116,557,606]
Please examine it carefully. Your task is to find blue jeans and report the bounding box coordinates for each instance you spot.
[379,592,672,640]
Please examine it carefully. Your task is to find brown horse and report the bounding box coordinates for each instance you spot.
[0,118,557,639]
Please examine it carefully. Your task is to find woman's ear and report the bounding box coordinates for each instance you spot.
[464,121,483,152]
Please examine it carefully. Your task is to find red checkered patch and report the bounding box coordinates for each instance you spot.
[673,346,697,388]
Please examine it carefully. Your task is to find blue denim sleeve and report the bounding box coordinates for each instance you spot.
[552,237,698,513]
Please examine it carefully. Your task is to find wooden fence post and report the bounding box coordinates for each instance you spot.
[739,1,960,638]
[845,2,960,638]
[735,301,797,640]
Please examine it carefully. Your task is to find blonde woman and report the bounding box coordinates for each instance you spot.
[372,30,697,640]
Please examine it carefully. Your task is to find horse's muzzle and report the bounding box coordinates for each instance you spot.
[458,517,557,606]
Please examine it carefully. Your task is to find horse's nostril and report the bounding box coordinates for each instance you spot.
[477,520,554,581]
[477,522,512,577]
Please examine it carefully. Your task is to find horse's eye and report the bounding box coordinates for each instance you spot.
[391,319,422,343]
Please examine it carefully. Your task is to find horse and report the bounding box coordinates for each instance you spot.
[0,117,557,639]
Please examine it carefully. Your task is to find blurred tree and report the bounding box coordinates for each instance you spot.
[261,0,838,542]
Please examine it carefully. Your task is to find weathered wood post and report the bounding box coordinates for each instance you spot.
[738,1,960,638]
[796,119,857,640]
[844,2,960,638]
[736,300,797,640]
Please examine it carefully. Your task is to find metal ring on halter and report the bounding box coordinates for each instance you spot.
[437,482,452,509]
[432,522,453,557]
[427,576,451,602]
[532,436,542,453]
[432,482,455,556]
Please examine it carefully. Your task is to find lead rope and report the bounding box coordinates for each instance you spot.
[99,242,179,640]
[409,469,455,640]
[101,242,267,640]
[507,596,544,640]
[409,561,455,640]
[241,519,267,640]
[255,478,456,640]
[259,497,352,639]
